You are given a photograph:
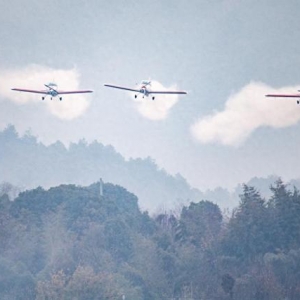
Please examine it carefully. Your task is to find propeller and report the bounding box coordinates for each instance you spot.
[45,83,58,92]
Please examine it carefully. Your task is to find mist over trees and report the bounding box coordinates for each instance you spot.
[0,125,204,212]
[2,125,300,299]
[4,125,297,211]
[1,178,300,299]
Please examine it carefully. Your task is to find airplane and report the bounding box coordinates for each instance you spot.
[266,91,300,104]
[11,83,93,101]
[104,80,187,100]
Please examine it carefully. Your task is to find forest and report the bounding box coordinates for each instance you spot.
[0,178,300,299]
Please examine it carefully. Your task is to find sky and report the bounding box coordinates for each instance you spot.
[1,0,300,191]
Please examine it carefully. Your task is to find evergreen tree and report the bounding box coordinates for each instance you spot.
[268,179,300,250]
[222,185,269,260]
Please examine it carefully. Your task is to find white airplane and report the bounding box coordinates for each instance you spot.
[11,83,93,101]
[266,91,300,104]
[104,80,187,100]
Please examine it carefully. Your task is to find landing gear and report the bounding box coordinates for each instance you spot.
[42,97,45,100]
[297,100,299,105]
[59,97,62,101]
[50,97,53,100]
[152,96,155,100]
[134,95,137,99]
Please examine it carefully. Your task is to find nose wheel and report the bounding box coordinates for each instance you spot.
[59,97,62,101]
[152,96,155,100]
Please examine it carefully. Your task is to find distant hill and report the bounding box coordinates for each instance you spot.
[3,125,297,212]
[0,125,204,212]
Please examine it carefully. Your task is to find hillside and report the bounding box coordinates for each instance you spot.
[0,125,203,212]
[3,125,300,213]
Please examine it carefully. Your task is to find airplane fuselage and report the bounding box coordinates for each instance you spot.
[42,83,61,100]
[139,86,149,96]
[47,90,59,97]
[44,83,59,97]
[138,81,152,97]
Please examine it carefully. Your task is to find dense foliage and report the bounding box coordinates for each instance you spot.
[1,178,300,299]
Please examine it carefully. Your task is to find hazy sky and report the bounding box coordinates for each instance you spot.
[1,0,300,190]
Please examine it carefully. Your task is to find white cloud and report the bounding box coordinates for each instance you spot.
[191,82,300,146]
[0,65,91,120]
[130,80,180,120]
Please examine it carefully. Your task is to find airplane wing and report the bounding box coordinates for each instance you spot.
[57,90,93,95]
[11,88,48,95]
[266,94,300,98]
[104,84,140,93]
[148,90,187,95]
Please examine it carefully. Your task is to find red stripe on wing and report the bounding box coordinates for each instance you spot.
[57,90,93,95]
[266,94,300,98]
[11,88,48,95]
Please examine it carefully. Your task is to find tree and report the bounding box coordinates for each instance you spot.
[222,185,269,260]
[178,201,222,249]
[104,219,133,262]
[221,273,235,299]
[268,179,300,250]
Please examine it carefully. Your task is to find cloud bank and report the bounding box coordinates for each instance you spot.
[131,80,180,120]
[191,82,300,146]
[0,65,90,120]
